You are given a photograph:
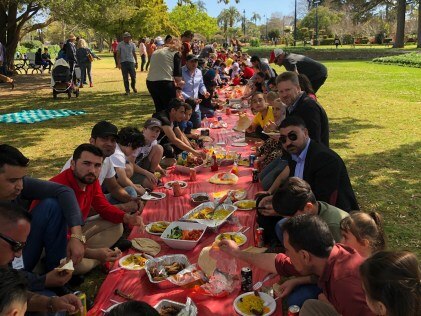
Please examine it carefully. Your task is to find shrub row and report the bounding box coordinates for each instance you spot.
[372,52,421,68]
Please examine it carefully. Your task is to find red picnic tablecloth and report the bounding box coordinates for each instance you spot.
[88,110,283,315]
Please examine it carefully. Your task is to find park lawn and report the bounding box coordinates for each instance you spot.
[0,55,420,299]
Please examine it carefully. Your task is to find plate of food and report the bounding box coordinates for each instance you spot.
[210,121,228,129]
[233,291,276,316]
[190,193,211,204]
[145,254,190,289]
[213,189,247,202]
[154,300,186,316]
[160,222,207,250]
[209,172,238,185]
[215,232,247,246]
[131,238,161,256]
[233,200,256,211]
[231,142,248,147]
[181,202,237,228]
[262,131,280,139]
[118,253,153,271]
[140,191,166,201]
[164,181,188,190]
[145,221,171,235]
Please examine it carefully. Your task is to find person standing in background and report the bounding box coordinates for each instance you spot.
[138,38,147,72]
[76,38,100,88]
[145,38,156,71]
[180,30,194,66]
[117,32,138,95]
[111,39,119,67]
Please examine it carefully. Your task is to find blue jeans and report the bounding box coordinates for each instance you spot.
[286,284,323,308]
[79,62,92,84]
[23,198,67,272]
[121,61,136,92]
[259,157,288,191]
[189,109,202,129]
[105,186,137,204]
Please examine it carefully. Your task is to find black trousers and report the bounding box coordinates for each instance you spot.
[311,76,327,93]
[140,54,146,71]
[146,80,177,112]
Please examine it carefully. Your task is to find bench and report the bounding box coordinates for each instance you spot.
[26,52,43,74]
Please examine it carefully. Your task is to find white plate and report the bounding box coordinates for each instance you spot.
[262,131,280,139]
[145,221,171,236]
[118,253,153,270]
[140,192,166,201]
[164,181,188,190]
[231,142,248,147]
[233,292,276,316]
[233,200,257,211]
[234,138,246,143]
[215,232,247,246]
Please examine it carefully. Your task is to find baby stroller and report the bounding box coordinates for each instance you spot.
[51,59,80,99]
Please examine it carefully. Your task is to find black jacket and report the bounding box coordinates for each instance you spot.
[287,140,359,212]
[287,92,329,147]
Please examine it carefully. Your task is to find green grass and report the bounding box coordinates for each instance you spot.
[1,56,420,299]
[373,52,421,68]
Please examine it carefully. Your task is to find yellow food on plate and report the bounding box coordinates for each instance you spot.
[209,173,238,185]
[189,207,231,220]
[122,254,148,269]
[150,221,170,233]
[216,233,245,245]
[237,294,270,315]
[236,200,256,209]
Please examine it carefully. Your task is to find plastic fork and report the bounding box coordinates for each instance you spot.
[252,273,277,291]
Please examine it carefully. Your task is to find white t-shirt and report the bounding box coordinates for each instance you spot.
[110,144,127,169]
[132,140,157,161]
[62,156,116,185]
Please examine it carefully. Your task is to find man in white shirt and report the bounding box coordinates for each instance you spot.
[62,121,140,213]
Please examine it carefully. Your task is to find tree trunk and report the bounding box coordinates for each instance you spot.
[417,0,421,48]
[393,0,406,48]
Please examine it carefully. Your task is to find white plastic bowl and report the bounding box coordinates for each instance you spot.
[160,221,207,250]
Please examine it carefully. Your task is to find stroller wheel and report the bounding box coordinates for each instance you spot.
[67,91,72,99]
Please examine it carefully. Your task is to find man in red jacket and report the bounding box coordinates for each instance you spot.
[49,143,143,275]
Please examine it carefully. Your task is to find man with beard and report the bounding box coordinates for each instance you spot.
[62,121,141,213]
[276,71,329,147]
[46,144,144,275]
[0,202,83,314]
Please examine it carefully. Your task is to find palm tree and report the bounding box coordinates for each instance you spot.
[218,9,230,35]
[195,0,207,12]
[251,12,261,25]
[227,6,241,28]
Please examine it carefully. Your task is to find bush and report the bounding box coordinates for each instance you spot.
[21,40,43,51]
[372,52,421,68]
[319,38,335,45]
[249,39,260,47]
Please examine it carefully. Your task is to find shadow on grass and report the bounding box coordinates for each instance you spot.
[329,117,383,149]
[346,141,420,252]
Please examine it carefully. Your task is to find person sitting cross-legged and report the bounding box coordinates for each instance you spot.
[43,144,144,275]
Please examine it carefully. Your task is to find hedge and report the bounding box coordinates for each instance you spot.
[372,52,421,68]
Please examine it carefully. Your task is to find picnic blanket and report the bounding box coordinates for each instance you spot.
[0,109,85,124]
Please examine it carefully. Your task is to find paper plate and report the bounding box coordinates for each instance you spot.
[145,221,171,236]
[233,292,276,316]
[140,192,166,201]
[233,200,256,211]
[118,253,153,270]
[215,232,247,246]
[231,142,248,147]
[164,181,188,190]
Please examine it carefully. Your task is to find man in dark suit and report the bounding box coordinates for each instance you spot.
[257,116,358,242]
[276,71,329,147]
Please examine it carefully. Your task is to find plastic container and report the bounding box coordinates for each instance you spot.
[160,222,207,250]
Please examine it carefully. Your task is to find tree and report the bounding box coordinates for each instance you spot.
[177,0,239,5]
[393,0,406,47]
[251,12,261,25]
[226,6,241,28]
[169,5,218,39]
[418,0,421,48]
[217,9,230,37]
[195,0,207,12]
[299,5,342,37]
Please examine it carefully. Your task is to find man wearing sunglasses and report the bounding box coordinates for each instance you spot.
[276,71,329,147]
[0,201,83,314]
[0,145,85,276]
[257,116,359,241]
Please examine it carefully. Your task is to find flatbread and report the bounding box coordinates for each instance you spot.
[198,246,217,277]
[234,113,251,132]
[131,238,161,256]
[209,173,239,185]
[55,258,74,272]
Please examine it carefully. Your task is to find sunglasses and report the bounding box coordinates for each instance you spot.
[279,132,298,144]
[0,233,26,252]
